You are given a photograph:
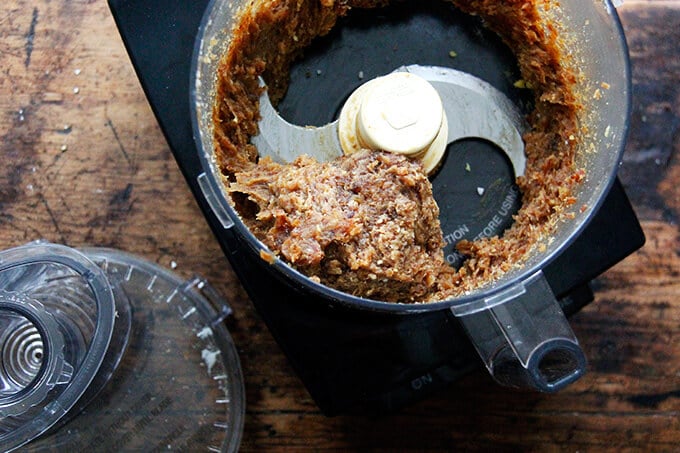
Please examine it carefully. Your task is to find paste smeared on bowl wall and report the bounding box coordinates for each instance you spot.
[211,0,584,303]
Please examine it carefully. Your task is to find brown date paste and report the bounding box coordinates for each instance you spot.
[212,0,583,303]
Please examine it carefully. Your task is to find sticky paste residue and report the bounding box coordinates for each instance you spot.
[201,348,221,376]
[197,326,213,340]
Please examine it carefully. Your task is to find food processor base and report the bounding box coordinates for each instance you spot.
[109,0,645,415]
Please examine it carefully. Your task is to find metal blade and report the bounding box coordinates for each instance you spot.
[253,81,342,163]
[252,65,527,176]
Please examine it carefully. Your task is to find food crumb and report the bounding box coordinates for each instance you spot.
[513,79,533,89]
[170,260,177,269]
[73,87,80,94]
[74,68,81,76]
[448,50,458,58]
[477,187,485,196]
[260,249,277,264]
[600,82,610,90]
[60,144,68,152]
[358,70,364,80]
[465,162,471,172]
[593,88,602,100]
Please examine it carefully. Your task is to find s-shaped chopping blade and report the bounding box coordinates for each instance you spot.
[252,65,527,176]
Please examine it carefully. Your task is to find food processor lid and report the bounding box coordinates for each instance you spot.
[0,242,245,452]
[0,241,116,451]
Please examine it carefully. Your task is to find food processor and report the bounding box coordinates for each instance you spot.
[108,0,645,415]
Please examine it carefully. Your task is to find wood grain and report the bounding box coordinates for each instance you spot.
[0,0,678,451]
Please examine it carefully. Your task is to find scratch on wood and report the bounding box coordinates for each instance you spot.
[110,183,133,206]
[25,8,38,68]
[627,389,680,409]
[39,193,65,242]
[106,117,132,166]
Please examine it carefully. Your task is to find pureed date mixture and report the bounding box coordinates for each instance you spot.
[211,0,583,303]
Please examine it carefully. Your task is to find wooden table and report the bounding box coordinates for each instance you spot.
[1,0,678,450]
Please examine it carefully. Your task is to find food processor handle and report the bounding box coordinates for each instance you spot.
[455,271,587,392]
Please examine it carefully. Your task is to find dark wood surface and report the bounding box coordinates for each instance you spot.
[1,0,678,450]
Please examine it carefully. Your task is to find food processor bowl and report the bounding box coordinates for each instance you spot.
[191,0,630,392]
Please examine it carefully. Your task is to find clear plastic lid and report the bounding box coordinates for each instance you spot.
[0,243,245,452]
[0,242,116,452]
